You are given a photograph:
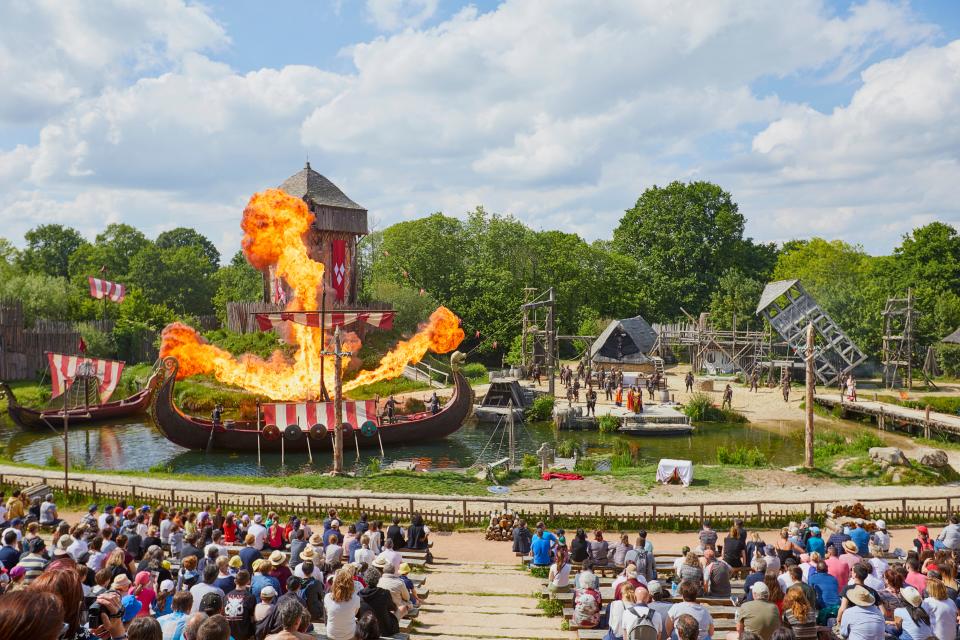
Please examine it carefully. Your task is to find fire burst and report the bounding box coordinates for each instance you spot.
[159,189,464,401]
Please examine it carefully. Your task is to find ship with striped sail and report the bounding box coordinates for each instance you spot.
[0,353,160,431]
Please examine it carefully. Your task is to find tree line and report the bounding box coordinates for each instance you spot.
[3,181,959,371]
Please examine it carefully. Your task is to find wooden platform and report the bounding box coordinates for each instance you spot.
[816,394,960,438]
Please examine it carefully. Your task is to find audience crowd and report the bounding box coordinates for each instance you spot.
[0,490,431,640]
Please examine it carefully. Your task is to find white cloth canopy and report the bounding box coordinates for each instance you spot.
[656,459,693,487]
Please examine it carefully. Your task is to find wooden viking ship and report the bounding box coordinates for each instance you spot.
[1,355,160,431]
[149,355,473,453]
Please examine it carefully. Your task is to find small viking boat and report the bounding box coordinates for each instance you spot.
[149,354,474,452]
[0,354,160,431]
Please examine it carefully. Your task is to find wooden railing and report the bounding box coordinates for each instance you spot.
[1,469,954,531]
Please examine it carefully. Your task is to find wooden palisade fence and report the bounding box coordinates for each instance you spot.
[0,470,954,532]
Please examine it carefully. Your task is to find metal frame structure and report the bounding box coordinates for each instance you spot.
[756,279,866,385]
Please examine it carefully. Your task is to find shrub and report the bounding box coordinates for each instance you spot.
[938,343,960,379]
[526,395,555,421]
[537,597,563,616]
[522,454,538,469]
[717,445,768,467]
[555,440,578,458]
[611,440,637,469]
[597,415,620,433]
[574,457,597,472]
[529,565,550,579]
[462,362,487,382]
[683,393,714,421]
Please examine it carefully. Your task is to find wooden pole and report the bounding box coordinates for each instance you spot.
[256,401,262,466]
[377,430,385,458]
[281,432,285,466]
[306,428,313,464]
[354,432,360,462]
[62,382,69,499]
[507,399,516,469]
[320,291,330,402]
[804,323,815,468]
[546,287,555,396]
[332,327,344,475]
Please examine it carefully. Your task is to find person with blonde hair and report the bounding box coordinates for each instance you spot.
[605,581,637,640]
[922,577,958,640]
[781,584,816,639]
[324,567,361,640]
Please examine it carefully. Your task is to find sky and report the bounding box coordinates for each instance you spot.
[1,0,958,260]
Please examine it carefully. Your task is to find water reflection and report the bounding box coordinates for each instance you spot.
[0,411,828,477]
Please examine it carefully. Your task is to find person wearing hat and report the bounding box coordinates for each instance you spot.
[288,528,307,569]
[248,514,267,551]
[15,536,47,585]
[892,585,934,639]
[735,581,780,639]
[397,562,423,606]
[46,534,77,572]
[251,558,281,602]
[377,562,414,619]
[255,584,277,622]
[269,550,292,592]
[293,546,316,579]
[869,519,890,555]
[155,578,177,617]
[839,539,862,572]
[198,591,225,617]
[642,580,672,637]
[838,585,884,638]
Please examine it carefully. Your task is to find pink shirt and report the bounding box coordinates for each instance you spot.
[904,570,927,593]
[129,587,156,617]
[826,556,850,587]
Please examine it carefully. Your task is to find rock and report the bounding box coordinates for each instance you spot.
[918,448,949,468]
[869,447,909,466]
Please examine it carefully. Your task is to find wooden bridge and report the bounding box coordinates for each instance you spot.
[815,393,960,439]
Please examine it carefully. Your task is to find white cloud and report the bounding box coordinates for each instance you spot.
[0,0,952,258]
[0,0,227,124]
[366,0,438,31]
[743,40,960,247]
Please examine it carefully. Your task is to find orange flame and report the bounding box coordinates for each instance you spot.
[158,189,464,401]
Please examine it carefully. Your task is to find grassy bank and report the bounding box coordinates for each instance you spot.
[682,392,748,423]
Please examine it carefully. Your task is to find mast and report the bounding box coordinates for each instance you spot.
[325,327,353,475]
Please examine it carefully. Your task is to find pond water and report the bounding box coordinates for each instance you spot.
[0,412,895,477]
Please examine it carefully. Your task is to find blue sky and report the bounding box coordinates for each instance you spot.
[1,0,958,258]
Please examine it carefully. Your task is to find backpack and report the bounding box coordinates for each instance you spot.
[625,605,658,640]
[632,547,654,581]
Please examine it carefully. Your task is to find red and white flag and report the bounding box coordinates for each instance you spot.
[46,352,124,402]
[331,239,347,302]
[88,276,125,302]
[254,311,394,332]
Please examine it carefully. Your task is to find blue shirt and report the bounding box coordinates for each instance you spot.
[742,571,765,601]
[531,535,553,566]
[347,537,361,562]
[0,545,18,571]
[809,571,841,607]
[849,528,870,555]
[250,574,281,602]
[239,546,260,572]
[839,605,884,639]
[158,610,188,640]
[806,536,825,555]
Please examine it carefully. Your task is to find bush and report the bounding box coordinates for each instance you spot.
[462,362,487,382]
[522,454,538,469]
[683,393,714,421]
[611,440,637,469]
[202,328,291,360]
[717,445,768,467]
[529,565,550,579]
[597,415,620,433]
[526,395,555,421]
[555,440,578,458]
[938,343,960,379]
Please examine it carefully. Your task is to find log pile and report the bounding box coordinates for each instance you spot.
[825,502,877,533]
[485,510,517,541]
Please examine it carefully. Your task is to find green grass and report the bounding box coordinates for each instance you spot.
[876,394,960,416]
[716,445,768,467]
[537,597,563,616]
[682,392,748,423]
[0,380,51,410]
[597,414,619,433]
[345,377,431,400]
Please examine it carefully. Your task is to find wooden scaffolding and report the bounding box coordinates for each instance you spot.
[756,279,866,386]
[653,312,773,376]
[881,290,916,389]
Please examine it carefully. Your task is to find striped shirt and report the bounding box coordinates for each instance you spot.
[17,553,48,585]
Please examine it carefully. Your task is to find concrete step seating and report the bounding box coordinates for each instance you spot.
[575,617,737,639]
[310,618,410,639]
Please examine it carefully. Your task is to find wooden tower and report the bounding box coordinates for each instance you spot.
[756,279,866,385]
[267,163,368,307]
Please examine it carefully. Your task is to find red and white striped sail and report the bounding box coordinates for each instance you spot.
[88,276,126,302]
[46,353,125,403]
[254,311,394,332]
[262,399,379,431]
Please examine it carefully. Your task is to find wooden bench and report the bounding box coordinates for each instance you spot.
[576,617,736,638]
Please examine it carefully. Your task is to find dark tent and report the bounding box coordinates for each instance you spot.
[589,316,658,365]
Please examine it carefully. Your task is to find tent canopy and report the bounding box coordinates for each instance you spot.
[589,315,658,365]
[942,327,960,344]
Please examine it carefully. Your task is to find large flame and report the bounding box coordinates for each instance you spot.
[158,189,464,401]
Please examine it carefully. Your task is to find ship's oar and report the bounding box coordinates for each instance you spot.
[205,422,216,453]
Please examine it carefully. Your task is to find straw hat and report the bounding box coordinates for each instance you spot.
[398,562,411,576]
[111,574,131,591]
[260,585,277,599]
[228,555,243,569]
[299,547,316,562]
[372,556,388,569]
[900,586,921,608]
[847,585,875,607]
[269,550,286,566]
[309,533,323,546]
[252,559,265,572]
[842,540,859,554]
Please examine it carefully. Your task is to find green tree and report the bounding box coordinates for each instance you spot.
[156,227,221,269]
[213,251,263,322]
[772,238,881,354]
[708,269,765,330]
[18,224,88,278]
[890,222,960,343]
[128,244,218,316]
[0,272,72,322]
[612,181,756,319]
